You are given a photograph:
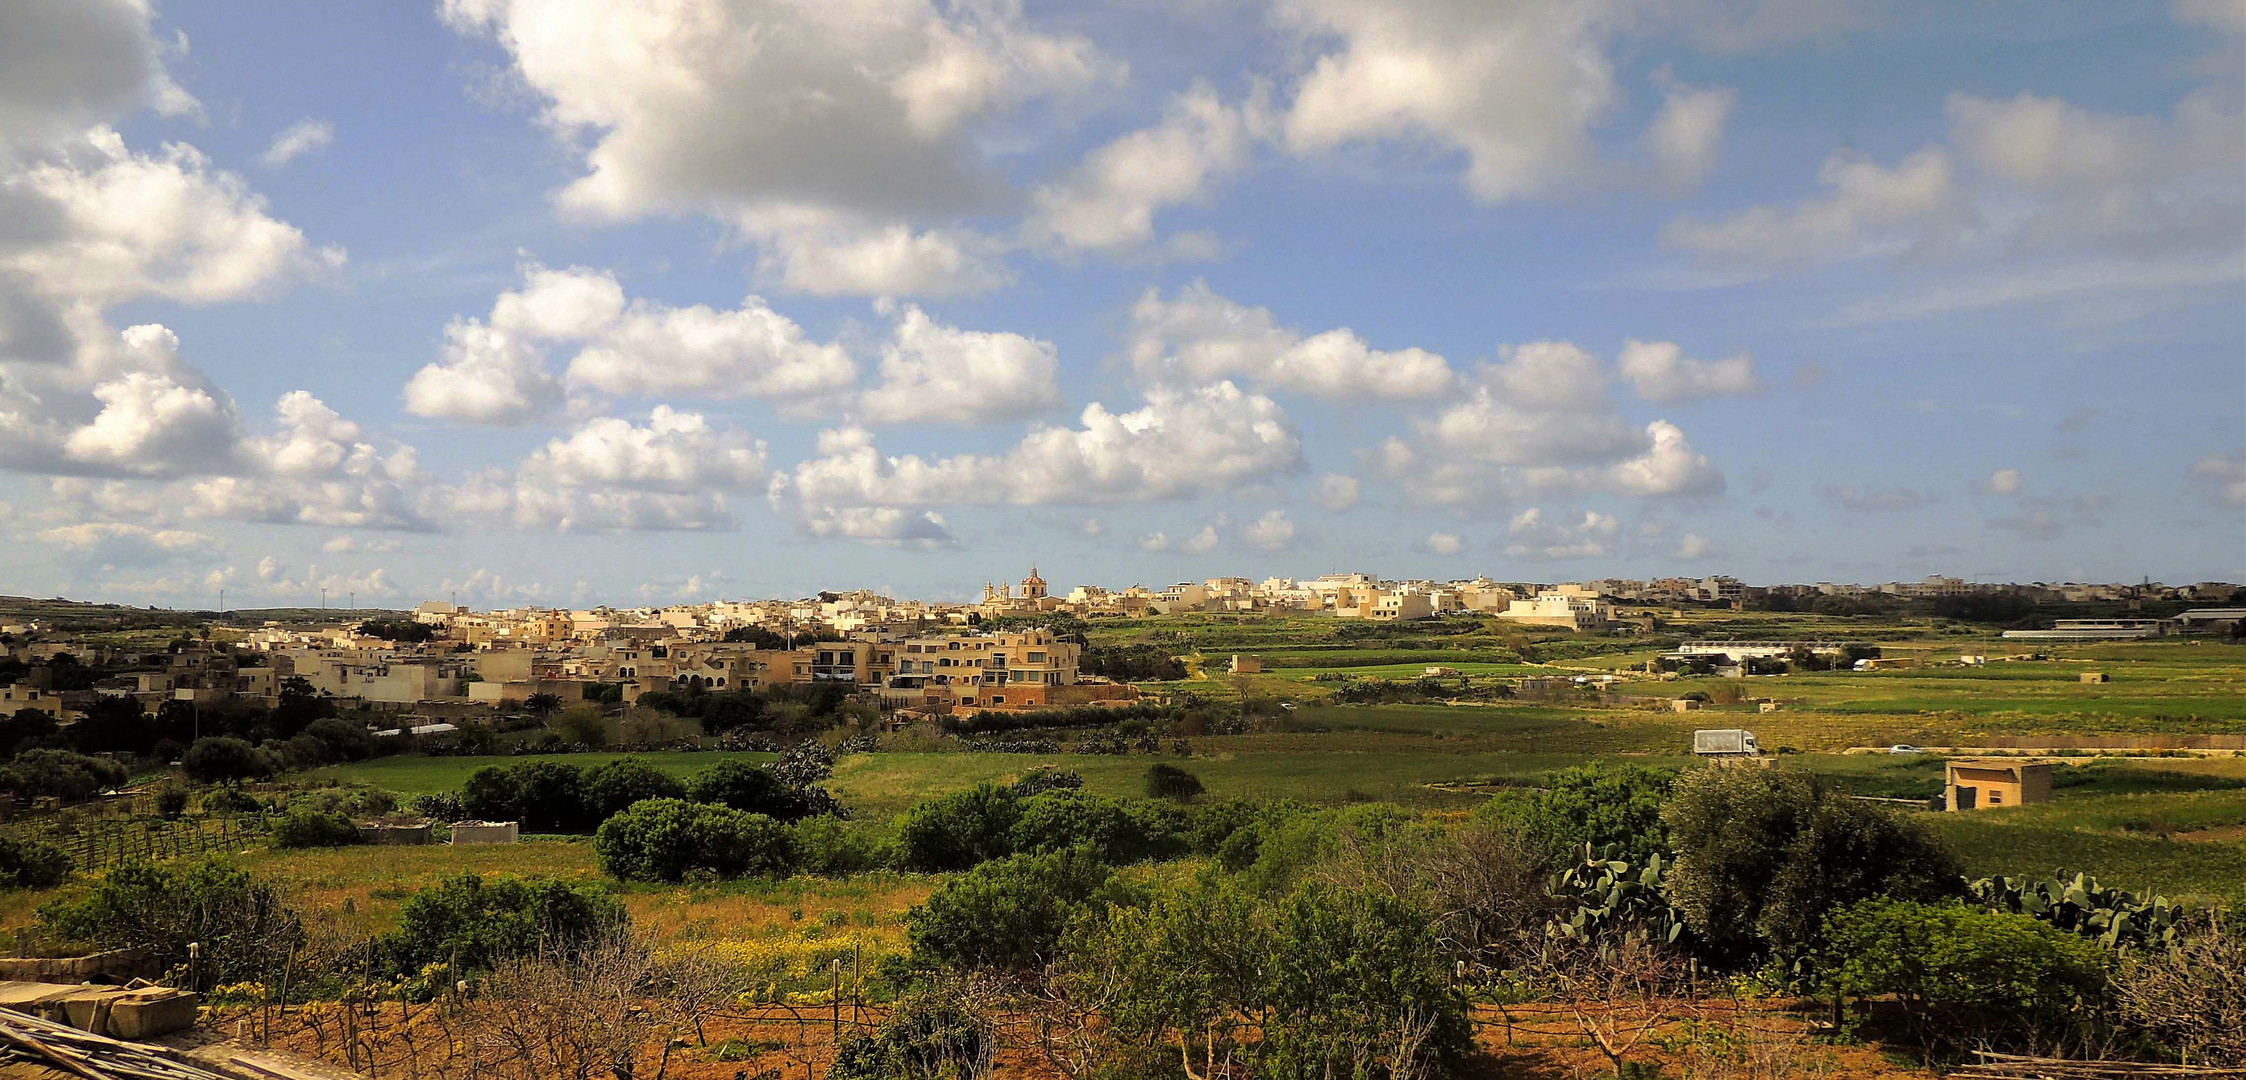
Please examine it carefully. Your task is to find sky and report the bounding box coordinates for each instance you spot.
[0,0,2240,610]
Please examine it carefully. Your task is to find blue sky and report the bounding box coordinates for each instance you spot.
[0,0,2239,609]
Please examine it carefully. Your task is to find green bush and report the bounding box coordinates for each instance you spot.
[153,783,189,820]
[791,817,889,875]
[896,783,1019,872]
[200,786,262,815]
[1663,766,1963,968]
[1481,761,1677,867]
[907,847,1112,971]
[1008,767,1082,797]
[581,759,687,820]
[688,759,809,820]
[183,737,280,783]
[39,860,301,991]
[1824,898,2110,1054]
[594,798,795,882]
[1,749,128,802]
[300,718,377,762]
[379,873,625,977]
[830,986,993,1080]
[269,806,363,849]
[0,835,71,890]
[1144,763,1204,800]
[460,764,521,821]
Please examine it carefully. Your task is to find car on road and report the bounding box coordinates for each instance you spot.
[1888,744,1924,754]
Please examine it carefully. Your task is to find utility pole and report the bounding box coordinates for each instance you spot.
[320,587,327,610]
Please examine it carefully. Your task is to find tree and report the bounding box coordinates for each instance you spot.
[1481,761,1677,867]
[2115,912,2246,1066]
[0,836,72,890]
[378,873,626,977]
[897,783,1019,871]
[0,749,126,802]
[38,860,303,992]
[1144,763,1205,801]
[1664,766,1963,968]
[69,696,155,755]
[550,705,609,749]
[0,708,57,757]
[720,625,789,649]
[522,692,563,720]
[269,806,364,848]
[183,737,280,783]
[580,758,686,821]
[687,759,808,820]
[356,617,435,643]
[907,847,1112,971]
[594,799,795,882]
[1824,898,2109,1056]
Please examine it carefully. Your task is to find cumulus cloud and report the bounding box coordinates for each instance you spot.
[1028,83,1264,255]
[1378,341,1724,506]
[2189,450,2246,508]
[440,0,1116,295]
[855,305,1061,425]
[1313,473,1360,511]
[796,506,954,547]
[1644,78,1735,190]
[0,0,194,150]
[405,264,853,423]
[442,407,769,532]
[1979,468,2023,496]
[37,522,218,568]
[1274,0,1619,203]
[1240,509,1296,550]
[1674,531,1724,559]
[1616,339,1760,402]
[771,382,1301,539]
[1663,88,2241,269]
[1125,281,1454,399]
[1425,530,1463,555]
[261,119,335,167]
[1502,507,1618,560]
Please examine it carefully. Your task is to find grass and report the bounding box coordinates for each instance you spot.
[302,750,777,798]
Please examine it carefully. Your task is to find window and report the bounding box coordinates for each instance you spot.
[1026,652,1045,663]
[1988,791,2003,805]
[992,695,1005,704]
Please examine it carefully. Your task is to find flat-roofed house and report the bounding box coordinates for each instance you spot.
[1946,760,2052,811]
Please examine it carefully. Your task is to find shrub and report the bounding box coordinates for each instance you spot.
[379,873,626,977]
[549,706,609,749]
[791,816,889,875]
[153,783,189,820]
[412,792,466,822]
[460,764,522,821]
[897,783,1019,872]
[2115,913,2246,1066]
[1144,763,1204,801]
[1,749,127,802]
[1664,766,1963,967]
[831,985,993,1080]
[1481,761,1676,867]
[0,836,71,890]
[183,737,279,783]
[907,847,1112,971]
[688,759,808,820]
[301,718,377,762]
[1824,898,2110,1054]
[581,759,687,820]
[269,806,363,849]
[200,786,262,815]
[594,799,795,882]
[39,860,301,991]
[1009,767,1082,797]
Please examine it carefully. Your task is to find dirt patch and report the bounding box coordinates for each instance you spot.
[2174,824,2246,843]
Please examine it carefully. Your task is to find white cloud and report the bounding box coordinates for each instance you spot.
[1502,507,1618,560]
[406,264,856,423]
[567,296,856,403]
[1616,339,1760,402]
[1644,78,1735,190]
[1179,523,1221,555]
[440,0,1116,296]
[62,369,242,476]
[520,407,769,492]
[1981,468,2023,496]
[796,506,954,547]
[1126,281,1454,399]
[1663,88,2241,269]
[260,119,335,167]
[1314,473,1361,511]
[2189,451,2246,508]
[2175,0,2246,34]
[1240,509,1296,550]
[774,382,1300,513]
[1138,531,1171,552]
[323,535,402,554]
[1674,531,1723,559]
[1382,339,1726,506]
[0,0,193,150]
[855,305,1061,425]
[1028,83,1262,254]
[1662,147,1969,263]
[37,522,217,567]
[750,219,1010,298]
[1425,530,1463,555]
[1275,0,1618,203]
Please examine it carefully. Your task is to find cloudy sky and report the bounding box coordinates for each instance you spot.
[1,0,2240,609]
